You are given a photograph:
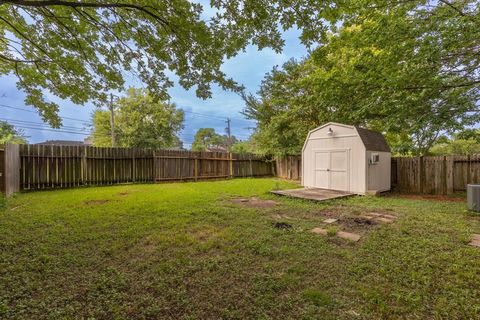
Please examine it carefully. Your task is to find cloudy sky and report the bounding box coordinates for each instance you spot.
[0,9,308,148]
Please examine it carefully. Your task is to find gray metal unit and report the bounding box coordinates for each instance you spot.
[467,184,480,212]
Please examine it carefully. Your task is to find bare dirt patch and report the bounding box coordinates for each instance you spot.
[272,222,292,229]
[118,192,130,197]
[317,210,340,217]
[345,216,377,227]
[231,197,278,208]
[469,234,480,247]
[84,199,111,206]
[310,206,399,240]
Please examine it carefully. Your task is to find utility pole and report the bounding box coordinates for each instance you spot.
[109,93,116,147]
[225,117,232,151]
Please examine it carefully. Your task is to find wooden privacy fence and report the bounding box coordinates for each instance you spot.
[154,150,272,181]
[276,155,302,180]
[9,144,480,196]
[14,144,273,191]
[392,155,480,195]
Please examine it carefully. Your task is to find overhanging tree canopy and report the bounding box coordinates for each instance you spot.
[243,0,480,156]
[0,0,338,127]
[1,0,479,146]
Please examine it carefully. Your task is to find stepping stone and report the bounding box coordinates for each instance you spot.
[337,231,361,242]
[367,212,383,217]
[323,218,338,224]
[375,217,395,223]
[360,215,375,220]
[380,214,397,220]
[469,234,480,247]
[311,227,328,235]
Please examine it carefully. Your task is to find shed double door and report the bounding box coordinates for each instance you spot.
[313,150,349,191]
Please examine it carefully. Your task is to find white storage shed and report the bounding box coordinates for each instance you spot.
[302,122,391,194]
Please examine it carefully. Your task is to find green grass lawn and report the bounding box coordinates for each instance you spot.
[1,178,480,319]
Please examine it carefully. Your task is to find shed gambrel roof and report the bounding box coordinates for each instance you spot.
[302,122,391,153]
[354,126,391,152]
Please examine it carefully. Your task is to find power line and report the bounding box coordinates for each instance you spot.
[0,117,90,132]
[0,103,92,124]
[181,109,226,120]
[1,102,255,140]
[180,107,256,123]
[11,125,90,136]
[0,102,254,125]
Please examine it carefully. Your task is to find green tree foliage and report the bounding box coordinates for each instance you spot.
[430,129,480,155]
[2,1,479,140]
[455,129,480,143]
[230,140,258,154]
[244,1,480,156]
[91,111,112,147]
[430,139,480,156]
[191,128,224,152]
[0,0,342,127]
[91,88,184,149]
[0,121,27,144]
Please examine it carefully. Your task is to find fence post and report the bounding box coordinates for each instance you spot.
[418,156,424,194]
[249,154,253,177]
[0,145,4,195]
[229,153,233,178]
[445,156,454,194]
[152,150,155,183]
[194,156,198,182]
[4,144,20,196]
[132,149,136,183]
[81,146,86,185]
[467,154,472,185]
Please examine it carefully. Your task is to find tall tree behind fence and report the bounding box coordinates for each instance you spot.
[15,144,273,191]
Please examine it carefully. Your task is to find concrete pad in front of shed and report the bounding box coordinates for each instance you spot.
[469,234,480,247]
[271,188,354,202]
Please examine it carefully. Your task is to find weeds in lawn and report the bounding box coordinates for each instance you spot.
[303,289,334,307]
[326,226,340,236]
